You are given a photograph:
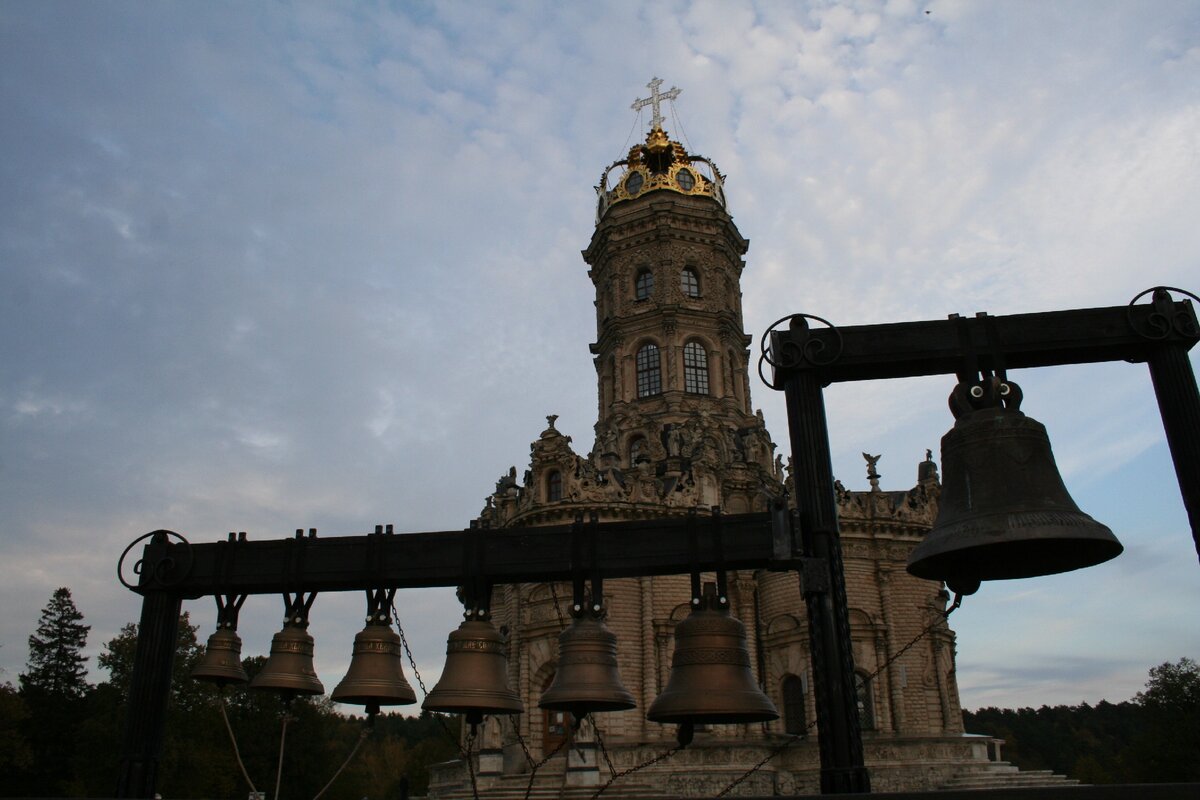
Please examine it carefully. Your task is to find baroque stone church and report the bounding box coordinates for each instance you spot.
[430,86,1010,797]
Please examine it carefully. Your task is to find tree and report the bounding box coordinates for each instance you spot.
[1129,657,1200,782]
[9,588,92,796]
[0,682,32,774]
[19,587,90,700]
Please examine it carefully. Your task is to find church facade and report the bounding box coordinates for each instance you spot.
[430,92,1002,797]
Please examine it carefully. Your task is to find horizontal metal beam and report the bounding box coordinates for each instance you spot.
[769,301,1199,384]
[132,511,783,599]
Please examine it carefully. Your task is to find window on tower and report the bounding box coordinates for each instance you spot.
[547,470,563,502]
[782,674,807,736]
[636,344,661,398]
[681,267,701,298]
[635,269,654,301]
[683,341,709,394]
[856,671,876,731]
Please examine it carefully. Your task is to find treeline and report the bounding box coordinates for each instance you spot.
[963,658,1200,784]
[0,588,459,798]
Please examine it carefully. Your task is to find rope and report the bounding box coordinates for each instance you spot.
[217,691,258,794]
[311,724,370,800]
[274,711,291,800]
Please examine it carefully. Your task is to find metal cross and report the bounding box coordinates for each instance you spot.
[631,77,681,130]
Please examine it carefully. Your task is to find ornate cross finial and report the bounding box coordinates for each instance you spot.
[631,77,681,130]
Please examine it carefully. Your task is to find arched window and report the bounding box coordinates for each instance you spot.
[546,470,563,502]
[635,269,654,301]
[782,674,807,736]
[680,267,701,298]
[636,344,661,398]
[856,671,875,731]
[683,341,709,395]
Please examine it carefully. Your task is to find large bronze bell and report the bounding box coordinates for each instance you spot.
[908,378,1122,594]
[192,626,249,685]
[250,622,324,696]
[331,617,416,708]
[539,612,636,718]
[647,584,777,725]
[423,617,523,724]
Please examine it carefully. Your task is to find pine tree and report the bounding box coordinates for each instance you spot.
[19,587,91,700]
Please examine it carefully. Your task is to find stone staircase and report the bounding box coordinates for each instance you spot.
[939,761,1081,791]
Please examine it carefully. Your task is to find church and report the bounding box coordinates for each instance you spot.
[429,83,1067,797]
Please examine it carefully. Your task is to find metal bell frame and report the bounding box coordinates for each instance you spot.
[118,288,1200,799]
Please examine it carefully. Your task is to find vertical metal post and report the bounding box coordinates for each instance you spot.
[116,548,181,798]
[1146,326,1200,562]
[782,366,870,793]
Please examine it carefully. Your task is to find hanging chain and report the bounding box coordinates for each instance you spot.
[591,716,619,778]
[549,581,567,628]
[715,593,966,796]
[462,726,480,800]
[511,714,571,800]
[591,742,681,799]
[392,599,482,800]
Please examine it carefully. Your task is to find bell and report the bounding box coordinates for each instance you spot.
[648,584,777,725]
[192,626,249,685]
[539,613,636,718]
[908,379,1122,594]
[331,619,416,708]
[250,623,325,696]
[423,618,523,723]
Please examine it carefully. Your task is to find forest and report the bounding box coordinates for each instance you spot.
[1,587,1197,797]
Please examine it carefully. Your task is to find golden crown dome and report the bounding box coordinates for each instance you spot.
[595,124,727,222]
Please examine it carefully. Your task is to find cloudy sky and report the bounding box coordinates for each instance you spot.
[2,0,1198,714]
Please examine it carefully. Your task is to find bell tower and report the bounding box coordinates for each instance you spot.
[580,86,779,511]
[449,83,980,800]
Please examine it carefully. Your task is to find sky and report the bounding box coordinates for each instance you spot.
[2,0,1199,715]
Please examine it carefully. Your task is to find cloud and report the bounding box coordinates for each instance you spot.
[1,1,1197,711]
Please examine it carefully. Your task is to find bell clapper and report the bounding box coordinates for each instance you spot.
[676,721,695,748]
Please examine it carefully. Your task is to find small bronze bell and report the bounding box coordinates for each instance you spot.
[192,626,249,685]
[539,611,636,718]
[423,616,523,723]
[331,614,416,708]
[908,378,1122,594]
[648,584,777,725]
[251,604,324,696]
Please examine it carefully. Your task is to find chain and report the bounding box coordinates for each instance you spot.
[715,593,965,796]
[510,713,571,800]
[591,742,681,799]
[549,581,567,628]
[393,599,482,800]
[590,716,619,778]
[715,728,809,797]
[463,727,480,800]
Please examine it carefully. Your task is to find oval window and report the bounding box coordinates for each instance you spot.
[625,171,644,196]
[676,168,695,191]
